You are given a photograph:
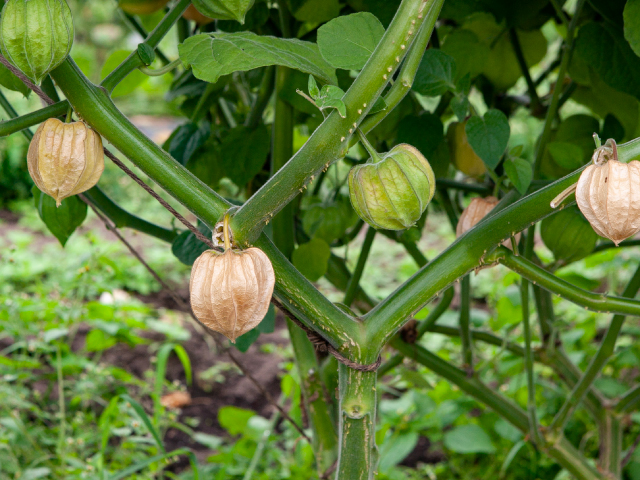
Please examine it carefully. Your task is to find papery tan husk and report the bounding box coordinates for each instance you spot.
[28,118,104,206]
[190,247,275,342]
[457,196,520,247]
[576,160,640,246]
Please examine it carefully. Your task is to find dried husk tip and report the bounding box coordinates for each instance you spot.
[189,215,275,342]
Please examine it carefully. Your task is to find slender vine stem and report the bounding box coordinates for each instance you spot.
[120,12,171,65]
[359,0,444,136]
[378,287,454,377]
[344,227,376,307]
[549,262,640,433]
[287,321,338,474]
[509,28,540,110]
[365,169,582,348]
[616,384,640,414]
[532,0,586,177]
[101,0,191,92]
[138,58,182,76]
[231,0,441,243]
[0,101,67,137]
[0,90,31,141]
[391,339,604,480]
[459,275,473,372]
[245,66,275,129]
[491,246,640,318]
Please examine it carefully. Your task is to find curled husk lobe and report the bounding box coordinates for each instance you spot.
[576,160,640,245]
[348,144,435,230]
[0,0,74,85]
[28,118,104,207]
[190,247,275,342]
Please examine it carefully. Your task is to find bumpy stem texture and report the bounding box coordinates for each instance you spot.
[231,0,439,243]
[336,365,378,480]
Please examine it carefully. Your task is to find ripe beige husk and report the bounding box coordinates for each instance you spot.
[457,196,520,247]
[576,160,640,246]
[190,247,275,342]
[28,118,104,206]
[456,196,499,237]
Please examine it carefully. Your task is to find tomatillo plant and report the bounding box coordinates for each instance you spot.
[5,0,640,478]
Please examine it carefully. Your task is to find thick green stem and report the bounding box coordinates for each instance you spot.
[492,246,640,319]
[83,188,177,243]
[365,169,582,349]
[616,384,640,414]
[599,412,622,478]
[533,0,585,177]
[0,101,67,137]
[378,287,454,377]
[287,321,338,474]
[521,229,541,444]
[344,227,376,307]
[459,275,473,372]
[391,339,604,480]
[101,0,191,92]
[533,285,554,347]
[549,263,640,433]
[51,60,230,226]
[271,65,296,259]
[245,66,275,129]
[231,0,440,243]
[359,0,444,136]
[336,365,378,480]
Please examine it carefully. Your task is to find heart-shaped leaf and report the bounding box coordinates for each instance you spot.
[465,109,510,169]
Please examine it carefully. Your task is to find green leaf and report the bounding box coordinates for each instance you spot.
[443,424,496,454]
[378,432,419,472]
[0,62,30,97]
[368,96,387,115]
[20,468,51,480]
[546,142,584,170]
[576,22,640,101]
[85,329,117,352]
[308,74,320,98]
[219,124,270,186]
[317,12,385,70]
[504,157,532,195]
[33,186,87,247]
[192,0,255,23]
[292,238,331,282]
[217,2,270,32]
[164,122,211,166]
[315,84,347,117]
[186,140,225,189]
[346,0,400,27]
[171,223,212,266]
[451,97,469,122]
[101,50,147,97]
[396,113,444,161]
[601,113,625,142]
[624,0,640,58]
[287,0,341,23]
[413,50,457,97]
[441,29,490,80]
[233,304,275,352]
[218,406,255,435]
[120,394,166,452]
[179,32,337,86]
[302,197,358,243]
[465,109,510,170]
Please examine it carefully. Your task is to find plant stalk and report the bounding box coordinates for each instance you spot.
[344,227,376,307]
